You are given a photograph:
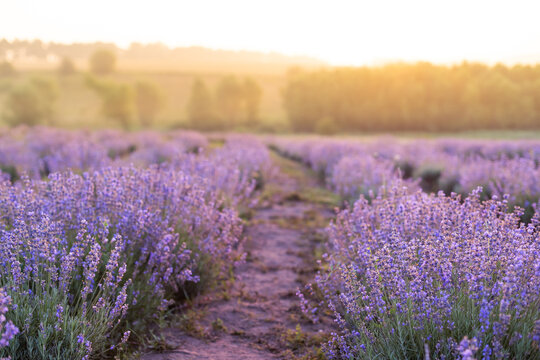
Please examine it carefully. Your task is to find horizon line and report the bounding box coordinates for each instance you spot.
[3,37,540,68]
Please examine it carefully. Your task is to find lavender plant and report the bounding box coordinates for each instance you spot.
[0,127,210,178]
[330,155,417,201]
[0,129,270,359]
[0,288,18,351]
[270,137,540,213]
[459,157,540,207]
[315,183,540,359]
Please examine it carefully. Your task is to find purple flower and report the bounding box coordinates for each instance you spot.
[0,288,19,349]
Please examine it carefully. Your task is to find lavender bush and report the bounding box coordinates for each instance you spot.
[0,127,210,178]
[0,166,244,358]
[459,157,540,206]
[330,155,419,201]
[315,183,540,359]
[0,288,18,350]
[0,128,270,359]
[270,137,540,215]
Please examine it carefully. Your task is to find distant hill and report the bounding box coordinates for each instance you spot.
[0,39,327,74]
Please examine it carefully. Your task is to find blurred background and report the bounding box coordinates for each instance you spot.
[1,0,540,135]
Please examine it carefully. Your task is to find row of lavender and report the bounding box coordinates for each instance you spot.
[0,127,272,359]
[0,127,208,180]
[272,137,540,213]
[272,137,540,359]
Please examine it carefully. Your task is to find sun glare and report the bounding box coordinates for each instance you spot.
[2,0,540,65]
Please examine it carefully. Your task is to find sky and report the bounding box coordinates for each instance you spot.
[2,0,540,65]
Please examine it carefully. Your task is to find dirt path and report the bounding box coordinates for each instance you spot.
[141,153,338,360]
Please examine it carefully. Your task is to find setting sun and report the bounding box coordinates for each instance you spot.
[2,0,540,65]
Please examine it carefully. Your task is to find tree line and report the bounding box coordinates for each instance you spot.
[0,39,322,71]
[2,75,164,128]
[1,49,163,128]
[2,49,263,130]
[186,76,262,131]
[5,49,540,132]
[283,62,540,133]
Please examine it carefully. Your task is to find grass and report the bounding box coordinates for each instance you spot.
[270,129,540,141]
[281,324,329,360]
[268,150,342,208]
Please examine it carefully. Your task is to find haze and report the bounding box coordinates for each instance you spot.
[2,0,540,65]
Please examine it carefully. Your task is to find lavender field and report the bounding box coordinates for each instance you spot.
[5,1,540,359]
[0,127,273,359]
[0,128,539,359]
[273,136,540,359]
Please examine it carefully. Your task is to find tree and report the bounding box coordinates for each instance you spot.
[242,77,262,124]
[187,78,217,131]
[5,77,58,126]
[282,63,540,132]
[134,81,164,127]
[58,57,76,76]
[214,76,243,128]
[0,61,16,77]
[89,49,116,75]
[86,77,134,129]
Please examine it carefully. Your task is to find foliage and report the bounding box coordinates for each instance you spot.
[187,76,263,131]
[214,75,245,128]
[242,77,262,123]
[89,49,116,75]
[186,78,218,131]
[0,61,16,77]
[86,77,135,129]
[215,75,263,128]
[134,80,165,127]
[58,57,76,76]
[283,63,540,132]
[4,77,58,126]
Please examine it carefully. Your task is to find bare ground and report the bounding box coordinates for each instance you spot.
[141,153,338,360]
